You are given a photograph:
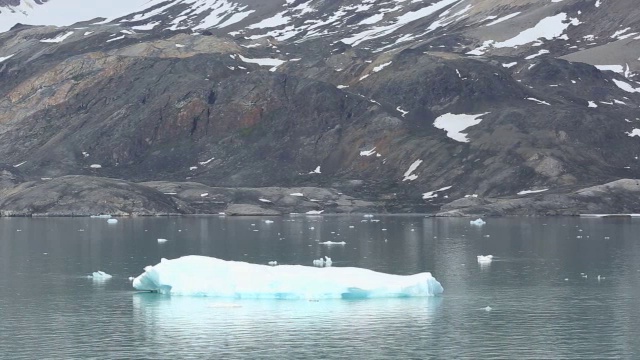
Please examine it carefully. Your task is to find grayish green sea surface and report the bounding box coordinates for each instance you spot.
[1,216,639,359]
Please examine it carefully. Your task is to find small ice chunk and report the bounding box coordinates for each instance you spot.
[200,193,209,197]
[313,256,332,267]
[484,306,492,312]
[90,271,112,280]
[128,277,135,281]
[107,219,118,224]
[477,255,493,263]
[319,241,346,245]
[268,261,278,266]
[90,164,102,169]
[157,238,168,243]
[306,210,324,215]
[264,220,274,224]
[290,193,304,197]
[470,218,486,226]
[259,198,272,203]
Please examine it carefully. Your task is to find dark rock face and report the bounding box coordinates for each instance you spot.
[0,0,47,9]
[0,175,378,216]
[1,0,640,216]
[0,176,186,216]
[0,163,23,191]
[438,180,640,216]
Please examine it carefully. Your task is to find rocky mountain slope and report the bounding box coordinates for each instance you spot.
[1,0,640,216]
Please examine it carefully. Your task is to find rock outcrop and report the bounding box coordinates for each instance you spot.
[1,0,640,216]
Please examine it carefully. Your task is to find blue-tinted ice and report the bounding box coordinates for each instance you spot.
[133,256,443,300]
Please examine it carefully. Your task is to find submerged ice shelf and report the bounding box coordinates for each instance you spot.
[133,256,443,300]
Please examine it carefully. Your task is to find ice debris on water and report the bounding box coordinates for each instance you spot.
[477,255,493,263]
[132,256,443,299]
[264,220,274,224]
[90,271,112,280]
[268,261,278,266]
[313,256,332,267]
[484,306,492,312]
[470,218,486,226]
[157,238,168,243]
[107,219,118,224]
[319,241,346,245]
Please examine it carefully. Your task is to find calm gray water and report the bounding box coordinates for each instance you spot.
[1,215,639,359]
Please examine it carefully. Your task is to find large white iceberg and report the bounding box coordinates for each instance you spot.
[133,256,443,300]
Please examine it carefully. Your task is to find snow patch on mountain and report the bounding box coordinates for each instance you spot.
[433,113,489,142]
[0,0,151,33]
[40,31,74,43]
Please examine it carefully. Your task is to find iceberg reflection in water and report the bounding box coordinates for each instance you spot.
[133,256,443,299]
[131,293,443,358]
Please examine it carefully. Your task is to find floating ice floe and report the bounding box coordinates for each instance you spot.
[268,261,278,266]
[319,241,346,245]
[477,255,494,263]
[259,198,272,203]
[132,256,443,299]
[290,193,304,197]
[264,220,274,224]
[90,271,112,280]
[484,306,492,312]
[306,210,324,215]
[313,256,332,267]
[470,218,486,226]
[157,238,168,243]
[90,164,102,169]
[107,219,118,224]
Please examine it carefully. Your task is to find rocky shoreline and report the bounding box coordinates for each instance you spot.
[1,171,639,217]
